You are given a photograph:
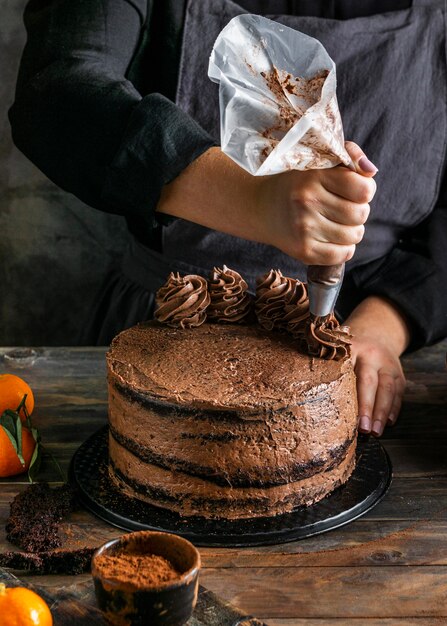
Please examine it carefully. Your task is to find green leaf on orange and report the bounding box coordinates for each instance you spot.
[0,410,25,466]
[41,444,66,483]
[15,393,27,414]
[28,440,41,483]
[20,394,33,430]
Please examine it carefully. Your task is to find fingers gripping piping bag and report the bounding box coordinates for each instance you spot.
[208,14,355,327]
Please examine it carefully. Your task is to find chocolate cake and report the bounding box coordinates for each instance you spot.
[6,483,75,552]
[107,268,357,519]
[0,547,94,575]
[3,482,93,575]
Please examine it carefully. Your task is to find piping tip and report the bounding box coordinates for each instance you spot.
[307,264,345,317]
[307,281,342,317]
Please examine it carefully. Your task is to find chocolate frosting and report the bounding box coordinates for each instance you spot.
[283,281,310,339]
[255,270,308,332]
[154,268,351,362]
[107,321,358,518]
[155,272,210,329]
[207,265,253,323]
[306,314,352,361]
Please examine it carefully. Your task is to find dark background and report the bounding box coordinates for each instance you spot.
[1,0,128,346]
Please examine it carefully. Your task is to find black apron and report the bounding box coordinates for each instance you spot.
[85,0,447,344]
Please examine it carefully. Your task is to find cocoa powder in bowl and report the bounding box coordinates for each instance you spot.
[92,531,200,626]
[94,552,181,587]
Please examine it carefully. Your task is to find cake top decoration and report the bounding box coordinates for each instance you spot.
[154,272,210,329]
[306,314,352,361]
[255,270,308,332]
[283,281,310,338]
[207,265,253,323]
[154,267,352,360]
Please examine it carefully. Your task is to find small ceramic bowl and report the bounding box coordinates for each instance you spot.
[91,530,201,626]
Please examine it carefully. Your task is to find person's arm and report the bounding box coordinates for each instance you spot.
[344,192,447,436]
[9,0,215,218]
[11,0,376,264]
[157,142,377,266]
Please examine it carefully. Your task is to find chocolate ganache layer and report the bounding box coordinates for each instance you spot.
[107,321,358,519]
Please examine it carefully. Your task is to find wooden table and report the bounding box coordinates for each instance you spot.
[1,342,447,625]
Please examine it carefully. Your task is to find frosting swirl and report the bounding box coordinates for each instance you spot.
[207,265,253,323]
[255,270,306,331]
[283,281,310,338]
[155,272,210,329]
[306,314,352,361]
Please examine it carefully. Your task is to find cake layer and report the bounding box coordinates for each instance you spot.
[107,322,355,410]
[108,380,356,487]
[109,433,357,519]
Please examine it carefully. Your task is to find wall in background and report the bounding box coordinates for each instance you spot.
[0,0,128,346]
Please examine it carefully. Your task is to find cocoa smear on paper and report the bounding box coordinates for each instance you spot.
[260,67,328,106]
[257,67,331,168]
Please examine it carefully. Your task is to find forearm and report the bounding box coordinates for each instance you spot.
[346,295,411,355]
[346,205,447,352]
[156,147,267,242]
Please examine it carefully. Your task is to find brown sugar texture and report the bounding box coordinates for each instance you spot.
[95,553,181,588]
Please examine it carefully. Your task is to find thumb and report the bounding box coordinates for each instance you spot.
[345,141,378,177]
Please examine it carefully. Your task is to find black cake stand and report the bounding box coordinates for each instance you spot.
[69,426,391,547]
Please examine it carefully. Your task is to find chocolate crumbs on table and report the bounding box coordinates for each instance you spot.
[2,482,97,575]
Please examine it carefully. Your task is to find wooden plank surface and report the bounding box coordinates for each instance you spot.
[0,568,267,626]
[0,341,446,624]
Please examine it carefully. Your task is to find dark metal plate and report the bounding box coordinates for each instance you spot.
[69,426,391,547]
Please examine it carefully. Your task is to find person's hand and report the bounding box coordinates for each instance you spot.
[257,141,378,264]
[346,296,410,437]
[350,335,406,437]
[157,142,377,265]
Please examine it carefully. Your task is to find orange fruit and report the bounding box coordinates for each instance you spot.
[0,424,36,478]
[0,374,35,421]
[0,583,53,626]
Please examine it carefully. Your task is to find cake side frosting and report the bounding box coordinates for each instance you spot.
[107,321,358,518]
[109,434,356,519]
[107,381,356,487]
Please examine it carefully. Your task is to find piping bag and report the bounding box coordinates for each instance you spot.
[208,15,355,329]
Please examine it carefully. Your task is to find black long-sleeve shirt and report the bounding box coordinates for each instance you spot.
[9,0,447,349]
